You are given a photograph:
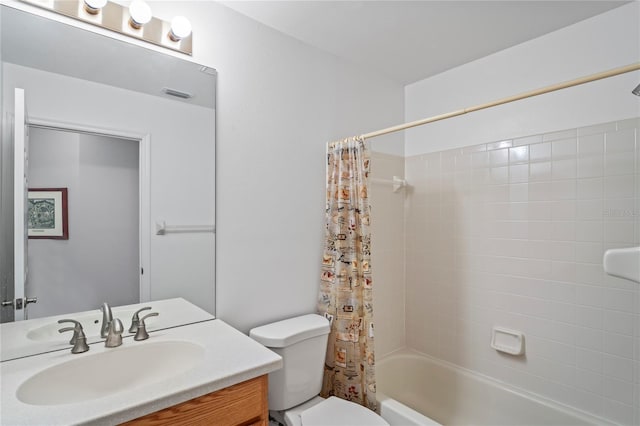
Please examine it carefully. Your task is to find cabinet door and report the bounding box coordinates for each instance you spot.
[122,375,268,426]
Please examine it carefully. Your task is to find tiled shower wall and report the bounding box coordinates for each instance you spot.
[374,117,640,425]
[371,151,406,359]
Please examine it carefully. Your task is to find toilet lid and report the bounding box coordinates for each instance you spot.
[299,396,389,426]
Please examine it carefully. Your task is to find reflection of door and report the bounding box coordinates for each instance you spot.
[12,88,33,321]
[26,127,142,319]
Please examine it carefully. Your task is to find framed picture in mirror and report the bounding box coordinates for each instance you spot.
[27,188,69,240]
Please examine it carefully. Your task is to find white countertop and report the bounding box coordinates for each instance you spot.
[1,319,283,425]
[1,298,214,361]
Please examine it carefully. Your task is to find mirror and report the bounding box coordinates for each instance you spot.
[0,5,216,359]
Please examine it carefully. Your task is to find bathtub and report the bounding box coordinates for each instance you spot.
[376,350,604,426]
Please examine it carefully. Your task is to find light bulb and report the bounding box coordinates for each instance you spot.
[169,16,192,41]
[83,0,107,15]
[129,0,152,29]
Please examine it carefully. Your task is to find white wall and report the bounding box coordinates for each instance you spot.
[146,1,405,332]
[1,1,404,333]
[2,62,216,314]
[27,129,139,318]
[405,2,640,156]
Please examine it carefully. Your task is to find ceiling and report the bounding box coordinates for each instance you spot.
[221,0,629,85]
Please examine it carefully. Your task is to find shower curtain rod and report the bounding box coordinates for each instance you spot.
[360,62,640,140]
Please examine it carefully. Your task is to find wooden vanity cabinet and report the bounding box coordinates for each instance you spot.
[122,374,268,426]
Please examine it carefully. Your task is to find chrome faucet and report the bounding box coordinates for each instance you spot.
[100,302,113,338]
[58,319,89,354]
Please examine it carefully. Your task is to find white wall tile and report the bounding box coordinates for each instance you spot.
[529,161,552,181]
[605,175,635,199]
[552,138,578,159]
[509,183,529,202]
[575,221,604,242]
[604,376,635,405]
[604,310,635,336]
[602,398,635,426]
[528,220,552,239]
[509,146,529,164]
[576,347,604,373]
[471,150,490,169]
[576,199,604,221]
[509,164,529,183]
[551,261,576,283]
[574,241,604,264]
[602,288,637,314]
[552,179,577,200]
[490,166,509,184]
[529,182,551,201]
[514,134,543,147]
[552,159,577,180]
[578,133,605,154]
[490,148,509,166]
[604,332,635,359]
[605,152,636,176]
[530,142,552,162]
[544,129,577,142]
[487,140,513,151]
[577,156,604,178]
[574,305,604,329]
[577,177,603,200]
[552,221,576,241]
[552,200,576,221]
[606,128,636,153]
[604,221,635,244]
[575,368,604,394]
[578,122,618,140]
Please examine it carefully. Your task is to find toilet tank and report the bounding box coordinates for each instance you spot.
[249,314,330,411]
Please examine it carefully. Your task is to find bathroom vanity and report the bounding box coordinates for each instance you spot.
[0,305,282,425]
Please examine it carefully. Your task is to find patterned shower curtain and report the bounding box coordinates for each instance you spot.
[318,136,376,411]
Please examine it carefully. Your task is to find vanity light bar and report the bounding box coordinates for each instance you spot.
[19,0,192,56]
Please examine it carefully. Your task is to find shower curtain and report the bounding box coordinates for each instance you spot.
[318,136,377,411]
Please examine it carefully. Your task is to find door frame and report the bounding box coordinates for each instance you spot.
[26,117,151,304]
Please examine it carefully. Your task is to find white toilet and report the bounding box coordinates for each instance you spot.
[249,314,389,426]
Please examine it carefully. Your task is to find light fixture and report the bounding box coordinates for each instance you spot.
[20,0,193,55]
[128,0,152,29]
[83,0,107,15]
[169,16,192,42]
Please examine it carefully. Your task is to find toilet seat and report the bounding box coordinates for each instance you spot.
[298,396,389,426]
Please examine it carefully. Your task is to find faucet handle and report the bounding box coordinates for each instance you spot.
[134,312,159,341]
[105,318,124,348]
[58,319,89,354]
[128,306,152,333]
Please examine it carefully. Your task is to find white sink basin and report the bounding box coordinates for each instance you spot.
[26,309,155,342]
[16,341,204,405]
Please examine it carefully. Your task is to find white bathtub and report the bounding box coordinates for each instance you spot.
[376,350,605,426]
